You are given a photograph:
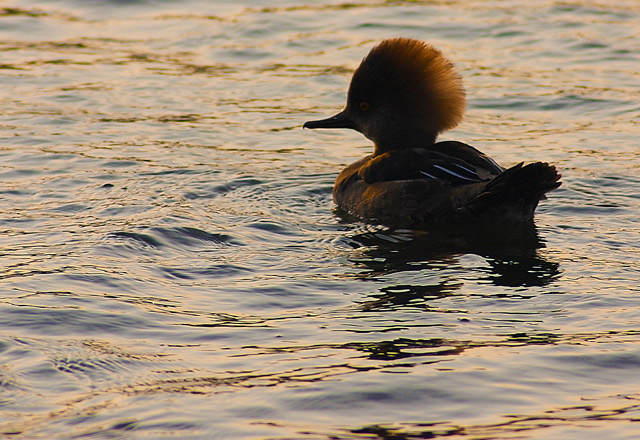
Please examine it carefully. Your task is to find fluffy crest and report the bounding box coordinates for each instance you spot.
[348,38,466,136]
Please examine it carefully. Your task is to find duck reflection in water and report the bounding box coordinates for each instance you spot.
[345,223,560,311]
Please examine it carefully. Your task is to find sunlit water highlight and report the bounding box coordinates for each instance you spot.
[1,1,640,439]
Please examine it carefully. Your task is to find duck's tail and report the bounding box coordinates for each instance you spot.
[458,162,562,223]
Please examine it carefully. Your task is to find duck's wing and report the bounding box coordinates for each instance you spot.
[358,141,503,186]
[430,141,504,175]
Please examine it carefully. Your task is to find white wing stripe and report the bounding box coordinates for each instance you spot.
[420,171,438,179]
[450,162,477,175]
[432,165,480,182]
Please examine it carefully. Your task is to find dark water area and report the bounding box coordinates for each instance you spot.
[1,1,640,438]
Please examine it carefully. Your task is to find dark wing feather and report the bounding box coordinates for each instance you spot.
[419,153,485,184]
[358,141,503,186]
[430,140,504,175]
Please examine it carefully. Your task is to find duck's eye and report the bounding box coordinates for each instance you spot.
[359,101,370,112]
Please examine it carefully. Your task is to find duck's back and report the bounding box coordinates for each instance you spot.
[333,141,561,225]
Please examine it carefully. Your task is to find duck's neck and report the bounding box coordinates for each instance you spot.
[373,129,438,155]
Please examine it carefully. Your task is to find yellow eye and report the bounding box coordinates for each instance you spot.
[359,101,370,112]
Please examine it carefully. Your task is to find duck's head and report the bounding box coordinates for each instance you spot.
[304,38,466,154]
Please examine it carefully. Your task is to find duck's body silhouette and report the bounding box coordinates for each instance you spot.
[304,38,561,225]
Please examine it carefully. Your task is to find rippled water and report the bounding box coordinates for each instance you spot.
[1,0,640,438]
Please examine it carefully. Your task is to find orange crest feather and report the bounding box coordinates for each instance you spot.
[348,38,466,135]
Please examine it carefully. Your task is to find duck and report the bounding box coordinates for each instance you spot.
[303,38,561,226]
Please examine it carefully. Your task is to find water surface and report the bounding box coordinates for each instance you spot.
[1,1,640,438]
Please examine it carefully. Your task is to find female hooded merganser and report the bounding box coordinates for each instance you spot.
[304,38,561,225]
